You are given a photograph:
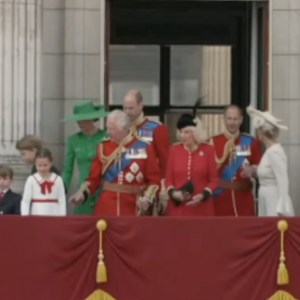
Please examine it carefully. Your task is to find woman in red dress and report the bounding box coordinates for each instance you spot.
[166,113,218,216]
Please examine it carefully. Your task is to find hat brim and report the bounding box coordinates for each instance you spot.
[62,111,109,123]
[247,106,288,130]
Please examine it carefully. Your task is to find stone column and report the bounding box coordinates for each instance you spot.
[0,0,42,191]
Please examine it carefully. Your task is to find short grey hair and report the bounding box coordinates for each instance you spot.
[108,109,132,130]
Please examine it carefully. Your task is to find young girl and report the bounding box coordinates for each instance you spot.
[21,148,66,216]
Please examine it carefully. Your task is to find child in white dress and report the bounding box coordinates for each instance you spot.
[21,148,66,216]
[247,106,294,216]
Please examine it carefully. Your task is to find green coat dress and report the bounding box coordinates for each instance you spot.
[62,130,107,215]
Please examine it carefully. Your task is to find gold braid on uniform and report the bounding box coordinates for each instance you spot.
[99,143,124,175]
[209,138,235,169]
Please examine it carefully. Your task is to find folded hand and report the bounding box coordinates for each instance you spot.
[186,194,203,207]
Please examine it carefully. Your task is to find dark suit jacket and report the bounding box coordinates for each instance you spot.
[0,189,21,215]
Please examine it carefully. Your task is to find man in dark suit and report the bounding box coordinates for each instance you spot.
[0,165,21,215]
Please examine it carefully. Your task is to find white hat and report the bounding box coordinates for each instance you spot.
[246,106,288,130]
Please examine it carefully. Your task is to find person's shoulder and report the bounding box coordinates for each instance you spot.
[210,133,224,141]
[199,142,215,152]
[99,136,111,143]
[8,190,22,201]
[144,119,162,128]
[26,174,35,183]
[241,132,256,139]
[268,143,285,156]
[170,142,183,150]
[54,174,64,183]
[96,129,109,140]
[67,132,81,142]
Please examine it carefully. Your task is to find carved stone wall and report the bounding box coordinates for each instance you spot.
[0,0,42,192]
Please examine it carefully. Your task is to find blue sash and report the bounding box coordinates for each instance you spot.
[138,121,159,139]
[214,135,254,196]
[104,140,148,182]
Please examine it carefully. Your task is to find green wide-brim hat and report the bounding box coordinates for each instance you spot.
[62,100,109,122]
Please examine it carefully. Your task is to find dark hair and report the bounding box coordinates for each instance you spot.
[224,105,243,116]
[16,135,43,151]
[36,148,53,162]
[0,164,14,179]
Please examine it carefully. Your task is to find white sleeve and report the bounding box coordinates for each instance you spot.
[268,149,294,216]
[21,176,33,215]
[56,176,67,216]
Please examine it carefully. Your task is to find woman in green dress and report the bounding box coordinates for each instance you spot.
[62,100,109,215]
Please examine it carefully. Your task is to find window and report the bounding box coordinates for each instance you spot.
[108,45,232,142]
[109,45,160,106]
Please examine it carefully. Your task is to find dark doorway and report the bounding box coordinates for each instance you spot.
[108,0,253,140]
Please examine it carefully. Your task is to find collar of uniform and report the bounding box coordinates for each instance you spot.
[120,130,134,146]
[224,129,240,141]
[133,113,146,127]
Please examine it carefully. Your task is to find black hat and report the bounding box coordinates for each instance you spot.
[176,114,196,130]
[176,98,204,130]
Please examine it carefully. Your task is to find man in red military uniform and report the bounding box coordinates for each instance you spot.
[123,90,171,214]
[70,110,161,216]
[209,105,262,216]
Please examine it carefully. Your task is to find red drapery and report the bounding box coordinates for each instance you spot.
[0,216,299,300]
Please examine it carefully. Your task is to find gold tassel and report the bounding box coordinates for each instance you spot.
[277,220,289,285]
[266,220,297,300]
[96,219,108,283]
[85,289,116,300]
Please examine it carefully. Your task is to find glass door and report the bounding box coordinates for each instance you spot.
[108,0,252,137]
[166,45,231,143]
[108,45,163,120]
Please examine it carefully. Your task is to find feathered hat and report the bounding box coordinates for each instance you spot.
[176,98,204,130]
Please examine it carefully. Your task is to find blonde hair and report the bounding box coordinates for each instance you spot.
[177,117,207,144]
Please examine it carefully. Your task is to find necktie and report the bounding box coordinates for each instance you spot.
[0,192,5,200]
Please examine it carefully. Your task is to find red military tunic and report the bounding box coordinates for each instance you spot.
[210,131,261,216]
[81,133,161,216]
[165,143,219,216]
[133,114,170,182]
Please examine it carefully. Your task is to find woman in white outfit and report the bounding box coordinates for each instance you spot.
[247,106,294,216]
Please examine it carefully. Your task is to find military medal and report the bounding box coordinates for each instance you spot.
[236,145,251,156]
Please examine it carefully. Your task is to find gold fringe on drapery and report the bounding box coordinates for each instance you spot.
[266,220,297,300]
[85,219,116,300]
